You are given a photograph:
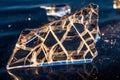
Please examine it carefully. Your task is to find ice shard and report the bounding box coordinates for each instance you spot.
[7,3,100,70]
[40,4,71,21]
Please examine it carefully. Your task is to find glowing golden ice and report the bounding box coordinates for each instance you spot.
[7,3,100,70]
